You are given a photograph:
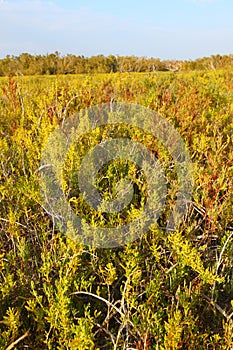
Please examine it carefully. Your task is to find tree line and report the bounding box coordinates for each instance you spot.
[0,52,232,76]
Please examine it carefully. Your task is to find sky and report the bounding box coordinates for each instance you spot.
[0,0,232,60]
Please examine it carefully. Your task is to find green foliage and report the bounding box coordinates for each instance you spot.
[1,52,233,76]
[0,70,233,349]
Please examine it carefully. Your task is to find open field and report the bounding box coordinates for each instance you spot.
[0,70,233,349]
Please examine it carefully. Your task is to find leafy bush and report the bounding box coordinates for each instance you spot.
[0,71,233,349]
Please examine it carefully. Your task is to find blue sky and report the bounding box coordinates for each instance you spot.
[0,0,232,59]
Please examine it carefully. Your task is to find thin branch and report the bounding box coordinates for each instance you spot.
[61,94,81,126]
[71,291,126,319]
[202,294,233,323]
[166,263,178,274]
[93,322,116,346]
[71,290,142,338]
[211,232,233,300]
[0,217,28,229]
[35,163,53,173]
[120,273,132,314]
[114,320,128,350]
[215,232,233,275]
[6,330,30,350]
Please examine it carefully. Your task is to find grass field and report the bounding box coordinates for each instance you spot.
[0,70,233,349]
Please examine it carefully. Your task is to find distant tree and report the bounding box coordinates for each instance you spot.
[0,52,233,76]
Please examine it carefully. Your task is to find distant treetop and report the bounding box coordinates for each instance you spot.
[0,53,232,76]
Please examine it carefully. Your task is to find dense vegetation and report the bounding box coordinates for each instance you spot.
[0,70,233,349]
[0,52,233,76]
